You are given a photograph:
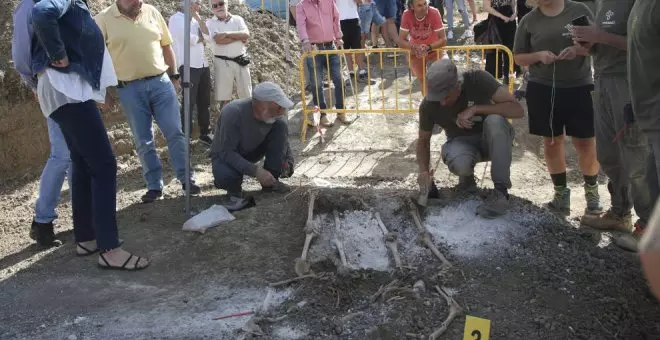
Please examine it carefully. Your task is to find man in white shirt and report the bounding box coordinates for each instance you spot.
[206,0,252,106]
[169,0,213,145]
[337,0,368,81]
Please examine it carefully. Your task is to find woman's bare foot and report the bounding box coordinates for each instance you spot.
[98,247,150,270]
[76,240,98,256]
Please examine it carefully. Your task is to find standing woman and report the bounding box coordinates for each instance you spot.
[513,0,603,215]
[483,0,518,84]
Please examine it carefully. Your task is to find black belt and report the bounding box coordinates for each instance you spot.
[117,73,164,88]
[313,41,335,48]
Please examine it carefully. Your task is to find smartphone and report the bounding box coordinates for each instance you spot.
[572,15,589,27]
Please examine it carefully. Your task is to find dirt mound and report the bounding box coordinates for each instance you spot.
[0,0,301,179]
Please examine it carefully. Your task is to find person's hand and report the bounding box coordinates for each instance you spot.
[334,39,344,49]
[509,14,516,22]
[416,44,430,58]
[51,56,69,68]
[256,168,277,187]
[171,78,182,92]
[98,92,114,110]
[571,25,602,44]
[456,106,478,129]
[536,50,558,64]
[192,10,202,22]
[557,46,577,60]
[213,32,227,44]
[301,40,312,53]
[417,171,432,189]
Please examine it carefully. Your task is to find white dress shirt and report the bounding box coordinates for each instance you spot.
[204,15,249,59]
[168,12,209,69]
[336,0,359,20]
[37,48,118,117]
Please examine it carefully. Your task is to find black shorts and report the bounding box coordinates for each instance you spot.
[526,81,595,138]
[340,18,362,49]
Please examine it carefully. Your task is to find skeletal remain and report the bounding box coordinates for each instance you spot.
[269,274,318,287]
[405,198,452,267]
[371,279,399,303]
[374,212,403,269]
[412,280,426,299]
[295,191,318,276]
[429,286,463,340]
[332,210,349,268]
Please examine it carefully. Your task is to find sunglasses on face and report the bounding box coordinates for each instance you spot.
[212,2,225,8]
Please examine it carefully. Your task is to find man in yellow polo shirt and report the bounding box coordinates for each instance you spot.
[96,0,200,203]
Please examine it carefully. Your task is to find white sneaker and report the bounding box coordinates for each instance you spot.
[447,31,454,40]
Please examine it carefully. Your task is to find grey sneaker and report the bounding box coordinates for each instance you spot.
[584,183,604,215]
[455,175,478,194]
[477,190,510,219]
[614,221,645,252]
[262,181,291,193]
[221,194,256,212]
[546,186,570,214]
[580,209,632,232]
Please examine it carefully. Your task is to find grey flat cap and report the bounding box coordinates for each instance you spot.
[253,82,294,109]
[425,58,459,102]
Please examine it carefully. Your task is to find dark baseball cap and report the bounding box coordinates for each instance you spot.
[425,58,459,102]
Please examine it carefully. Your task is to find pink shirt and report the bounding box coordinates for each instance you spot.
[296,0,342,43]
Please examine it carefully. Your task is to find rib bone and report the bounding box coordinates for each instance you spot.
[405,198,452,267]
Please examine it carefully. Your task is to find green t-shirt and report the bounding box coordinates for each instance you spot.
[627,0,660,132]
[513,1,594,88]
[419,70,502,139]
[591,0,634,77]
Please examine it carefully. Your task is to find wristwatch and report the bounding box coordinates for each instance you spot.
[169,73,180,80]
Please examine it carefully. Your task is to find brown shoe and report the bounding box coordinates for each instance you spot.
[336,113,351,125]
[581,209,632,232]
[320,114,334,127]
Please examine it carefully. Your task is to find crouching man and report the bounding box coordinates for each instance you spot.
[416,59,524,218]
[210,82,295,211]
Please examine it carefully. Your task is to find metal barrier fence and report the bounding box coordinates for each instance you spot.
[298,44,515,141]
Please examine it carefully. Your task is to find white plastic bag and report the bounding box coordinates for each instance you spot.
[182,204,235,233]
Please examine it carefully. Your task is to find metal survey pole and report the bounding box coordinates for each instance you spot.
[183,0,192,217]
[284,0,290,62]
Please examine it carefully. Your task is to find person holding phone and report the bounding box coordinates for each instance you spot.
[513,0,602,216]
[571,0,658,252]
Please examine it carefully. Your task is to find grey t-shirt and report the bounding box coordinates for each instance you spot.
[513,1,594,87]
[210,98,277,176]
[627,0,660,133]
[419,70,502,139]
[591,0,634,77]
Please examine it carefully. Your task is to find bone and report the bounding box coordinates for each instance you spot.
[332,210,349,268]
[371,279,400,303]
[295,191,318,276]
[429,286,463,340]
[405,198,452,268]
[374,212,403,269]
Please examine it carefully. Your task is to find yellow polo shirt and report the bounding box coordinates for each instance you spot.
[95,4,173,82]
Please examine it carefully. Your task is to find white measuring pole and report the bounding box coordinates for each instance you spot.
[183,0,192,217]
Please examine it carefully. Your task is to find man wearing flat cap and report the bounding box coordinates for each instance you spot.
[210,82,295,211]
[416,59,524,218]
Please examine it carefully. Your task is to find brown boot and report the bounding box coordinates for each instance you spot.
[581,209,632,232]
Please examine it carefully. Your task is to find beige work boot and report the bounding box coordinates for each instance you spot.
[336,113,351,125]
[614,221,645,252]
[581,209,632,232]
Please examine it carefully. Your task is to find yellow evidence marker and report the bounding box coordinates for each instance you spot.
[463,315,491,340]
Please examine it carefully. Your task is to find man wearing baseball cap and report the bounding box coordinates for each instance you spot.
[210,82,295,211]
[416,59,524,218]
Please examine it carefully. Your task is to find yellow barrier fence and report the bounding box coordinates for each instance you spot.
[299,44,515,141]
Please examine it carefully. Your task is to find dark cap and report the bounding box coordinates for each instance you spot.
[425,58,459,102]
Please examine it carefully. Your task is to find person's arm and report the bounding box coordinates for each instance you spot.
[32,0,74,63]
[482,0,509,21]
[398,12,412,49]
[155,9,178,74]
[416,130,433,173]
[332,0,342,41]
[429,9,446,49]
[512,17,538,66]
[640,203,660,301]
[474,87,524,118]
[195,14,210,36]
[216,110,259,176]
[296,4,309,42]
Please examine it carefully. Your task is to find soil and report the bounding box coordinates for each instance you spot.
[1,3,660,340]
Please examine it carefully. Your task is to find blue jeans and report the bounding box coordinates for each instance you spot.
[358,3,386,33]
[35,118,73,223]
[306,45,344,111]
[117,73,193,191]
[445,0,470,31]
[212,120,288,195]
[50,101,120,250]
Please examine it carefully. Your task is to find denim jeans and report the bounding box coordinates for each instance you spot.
[445,0,470,32]
[35,117,73,223]
[212,119,288,195]
[50,101,120,250]
[441,115,514,189]
[306,45,344,111]
[117,73,193,191]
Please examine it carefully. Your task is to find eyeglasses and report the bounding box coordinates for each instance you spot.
[212,2,224,8]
